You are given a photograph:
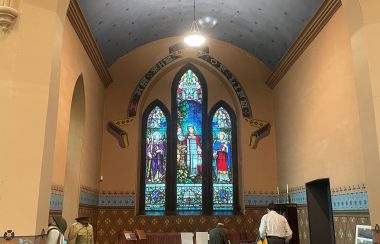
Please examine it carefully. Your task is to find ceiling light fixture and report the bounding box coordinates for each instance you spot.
[184,0,206,47]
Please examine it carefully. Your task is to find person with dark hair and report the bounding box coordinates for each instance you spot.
[46,216,67,244]
[209,222,229,244]
[67,216,94,244]
[259,207,292,244]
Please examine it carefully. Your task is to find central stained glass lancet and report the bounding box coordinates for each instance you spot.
[176,70,203,211]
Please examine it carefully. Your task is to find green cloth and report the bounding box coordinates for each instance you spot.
[67,222,94,244]
[209,226,228,244]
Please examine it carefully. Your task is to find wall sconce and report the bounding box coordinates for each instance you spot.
[0,1,19,32]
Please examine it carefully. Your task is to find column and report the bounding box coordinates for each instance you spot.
[341,0,380,225]
[0,0,69,236]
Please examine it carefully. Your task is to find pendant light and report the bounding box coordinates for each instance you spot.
[184,0,206,47]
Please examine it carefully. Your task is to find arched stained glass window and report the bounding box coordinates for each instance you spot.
[211,107,234,210]
[140,64,240,214]
[175,69,205,211]
[142,103,169,211]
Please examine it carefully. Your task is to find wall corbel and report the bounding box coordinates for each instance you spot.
[108,119,133,148]
[246,118,271,149]
[0,1,18,32]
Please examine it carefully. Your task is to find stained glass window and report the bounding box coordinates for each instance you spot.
[212,107,233,210]
[176,70,203,210]
[144,106,167,211]
[141,65,239,214]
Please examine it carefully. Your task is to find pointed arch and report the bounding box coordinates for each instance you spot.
[171,63,208,211]
[62,74,86,225]
[209,100,240,212]
[140,99,171,212]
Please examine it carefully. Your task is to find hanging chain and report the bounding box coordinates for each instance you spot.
[193,0,196,21]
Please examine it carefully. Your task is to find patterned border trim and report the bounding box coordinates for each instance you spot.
[286,183,367,195]
[331,184,366,195]
[244,194,277,206]
[50,184,64,211]
[98,194,135,207]
[0,235,44,243]
[282,185,369,211]
[49,183,369,211]
[127,52,183,118]
[80,191,99,206]
[80,185,99,195]
[51,184,64,195]
[169,43,209,54]
[198,54,252,118]
[50,193,64,211]
[332,192,368,211]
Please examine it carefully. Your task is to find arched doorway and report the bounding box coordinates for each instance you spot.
[62,74,85,229]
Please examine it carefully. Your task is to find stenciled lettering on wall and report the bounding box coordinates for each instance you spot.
[108,46,271,149]
[198,55,252,118]
[169,43,210,55]
[128,52,182,118]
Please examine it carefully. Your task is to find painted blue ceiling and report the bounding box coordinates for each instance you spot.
[78,0,324,69]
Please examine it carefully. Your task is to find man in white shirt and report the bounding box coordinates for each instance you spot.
[259,206,293,244]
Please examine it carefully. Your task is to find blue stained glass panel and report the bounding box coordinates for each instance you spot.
[213,184,233,210]
[145,184,166,210]
[177,184,203,210]
[176,70,203,210]
[145,106,167,211]
[212,107,233,210]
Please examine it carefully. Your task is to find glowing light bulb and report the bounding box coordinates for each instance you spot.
[184,33,206,47]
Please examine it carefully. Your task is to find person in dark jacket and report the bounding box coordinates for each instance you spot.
[209,223,229,244]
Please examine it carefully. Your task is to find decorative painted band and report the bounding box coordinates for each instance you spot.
[277,191,369,211]
[50,193,64,211]
[80,191,99,206]
[244,194,277,206]
[50,190,369,211]
[0,235,44,244]
[98,194,135,207]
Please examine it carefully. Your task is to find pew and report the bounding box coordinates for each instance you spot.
[118,231,255,244]
[119,232,181,244]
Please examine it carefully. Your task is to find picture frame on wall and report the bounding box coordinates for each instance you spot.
[355,225,374,244]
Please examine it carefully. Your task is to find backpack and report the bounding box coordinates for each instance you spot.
[47,226,63,244]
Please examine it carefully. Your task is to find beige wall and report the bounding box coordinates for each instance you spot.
[100,37,278,198]
[0,0,70,235]
[52,20,105,193]
[274,8,366,188]
[341,0,380,224]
